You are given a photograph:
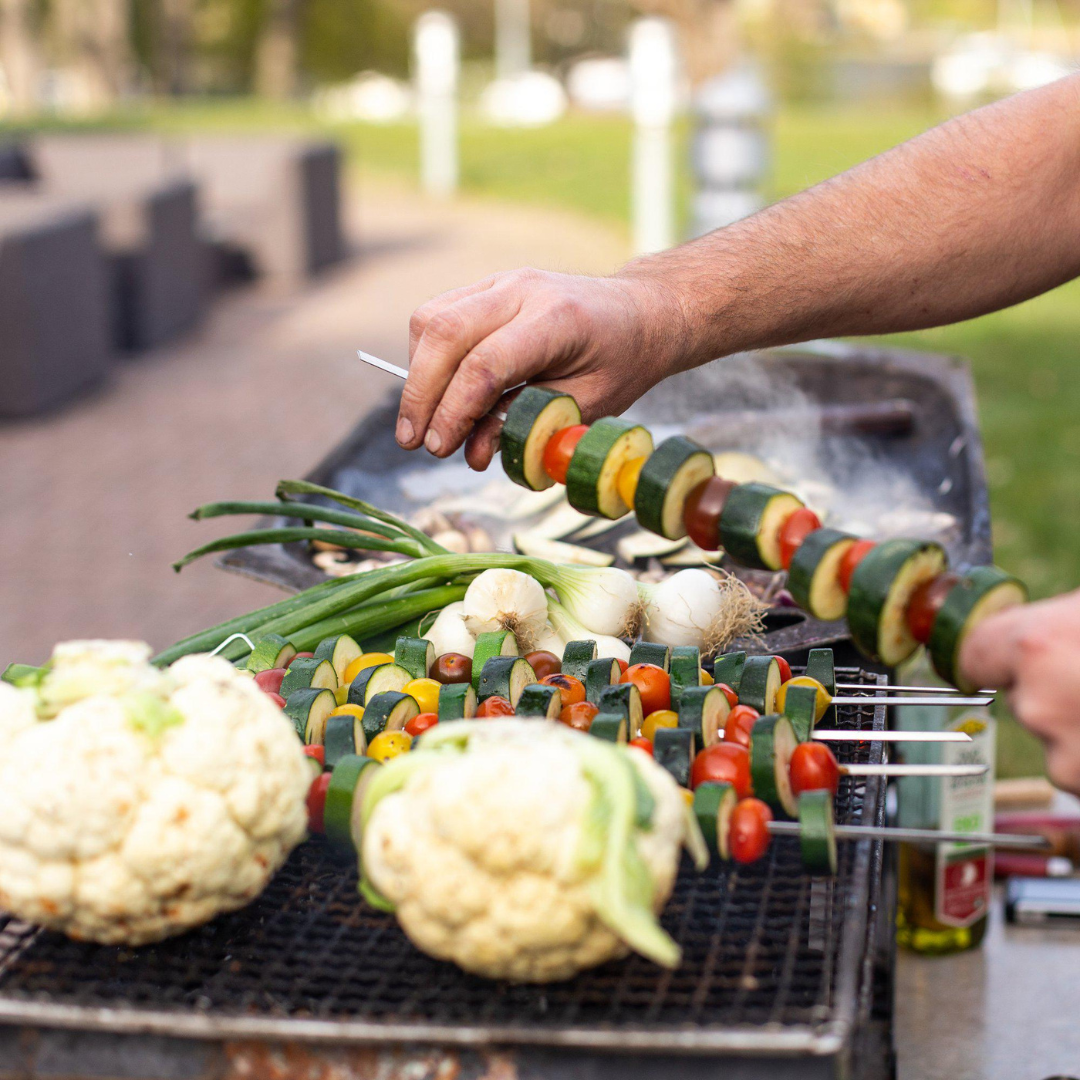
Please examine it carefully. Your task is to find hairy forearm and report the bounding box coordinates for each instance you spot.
[622,75,1080,370]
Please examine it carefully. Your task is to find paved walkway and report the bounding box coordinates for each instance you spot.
[0,180,629,664]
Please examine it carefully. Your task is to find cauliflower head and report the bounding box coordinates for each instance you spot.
[0,641,311,945]
[361,720,703,982]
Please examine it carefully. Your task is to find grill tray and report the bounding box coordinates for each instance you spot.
[0,673,886,1058]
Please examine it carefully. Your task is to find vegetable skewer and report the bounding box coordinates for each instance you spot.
[766,821,1050,850]
[835,682,994,695]
[811,729,971,743]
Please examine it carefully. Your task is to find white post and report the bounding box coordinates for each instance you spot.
[414,11,459,198]
[629,18,679,255]
[494,0,531,80]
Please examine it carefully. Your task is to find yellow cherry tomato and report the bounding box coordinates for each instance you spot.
[616,456,647,508]
[641,709,679,742]
[334,685,351,706]
[342,653,394,685]
[329,703,365,721]
[367,730,413,762]
[775,676,831,721]
[403,677,441,715]
[699,668,714,686]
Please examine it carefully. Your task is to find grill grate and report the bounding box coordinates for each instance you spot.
[0,672,887,1054]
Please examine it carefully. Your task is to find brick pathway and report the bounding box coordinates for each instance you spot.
[0,181,629,663]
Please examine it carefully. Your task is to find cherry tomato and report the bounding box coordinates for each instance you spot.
[691,743,752,797]
[288,651,315,666]
[615,658,629,676]
[302,744,326,768]
[266,692,286,709]
[342,653,394,684]
[641,709,679,742]
[700,668,714,685]
[906,572,961,645]
[560,700,599,732]
[543,424,589,485]
[789,742,841,797]
[525,651,561,680]
[403,677,441,715]
[477,695,515,718]
[329,703,365,721]
[722,704,760,748]
[617,456,647,508]
[306,772,331,833]
[629,736,654,756]
[405,712,439,737]
[621,663,671,715]
[367,731,413,762]
[775,676,830,722]
[838,539,876,594]
[716,682,738,708]
[432,652,472,685]
[682,476,737,551]
[778,508,823,570]
[541,673,585,706]
[254,667,288,694]
[774,656,792,683]
[729,798,773,864]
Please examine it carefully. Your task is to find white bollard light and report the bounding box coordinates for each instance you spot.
[628,18,679,255]
[414,11,460,198]
[495,0,532,80]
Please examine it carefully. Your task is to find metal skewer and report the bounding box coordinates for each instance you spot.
[836,682,994,696]
[812,729,971,743]
[767,821,1051,850]
[829,694,993,708]
[357,349,509,422]
[840,763,987,778]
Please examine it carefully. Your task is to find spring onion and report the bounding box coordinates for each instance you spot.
[547,598,632,663]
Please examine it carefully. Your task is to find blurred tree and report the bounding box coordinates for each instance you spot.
[0,0,40,113]
[155,0,196,93]
[628,0,736,82]
[49,0,133,107]
[301,0,410,80]
[255,0,305,97]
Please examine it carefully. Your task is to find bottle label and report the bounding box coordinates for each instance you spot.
[935,714,994,929]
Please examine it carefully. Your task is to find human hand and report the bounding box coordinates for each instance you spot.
[396,267,691,470]
[959,588,1080,795]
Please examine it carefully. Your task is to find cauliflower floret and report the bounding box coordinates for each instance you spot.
[362,720,689,982]
[0,641,311,945]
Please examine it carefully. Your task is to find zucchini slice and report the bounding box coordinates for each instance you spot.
[718,483,806,571]
[782,683,819,743]
[634,435,715,540]
[279,657,338,698]
[312,634,363,682]
[798,790,838,875]
[749,714,799,818]
[712,651,746,695]
[512,533,616,567]
[562,640,599,681]
[653,728,696,788]
[693,781,737,860]
[323,712,367,767]
[787,529,857,622]
[284,687,337,745]
[500,386,582,491]
[246,634,297,673]
[848,539,948,666]
[477,656,537,706]
[515,683,562,719]
[629,642,671,671]
[566,417,654,519]
[669,645,702,708]
[928,566,1027,691]
[471,631,519,690]
[597,683,644,735]
[585,657,622,705]
[589,713,628,743]
[678,685,731,748]
[438,681,477,720]
[347,662,412,707]
[324,755,381,847]
[738,656,782,714]
[363,691,420,739]
[394,636,435,680]
[805,648,836,696]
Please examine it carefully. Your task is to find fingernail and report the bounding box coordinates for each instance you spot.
[424,429,443,454]
[396,418,414,446]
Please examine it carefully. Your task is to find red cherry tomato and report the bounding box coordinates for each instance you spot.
[541,673,586,706]
[838,539,876,594]
[560,700,599,732]
[690,743,752,797]
[525,651,561,680]
[722,704,760,748]
[476,695,515,718]
[302,744,326,767]
[789,741,841,797]
[682,476,737,551]
[716,682,738,708]
[774,656,792,683]
[778,508,823,570]
[906,572,961,645]
[542,425,589,485]
[405,712,439,737]
[266,692,286,709]
[621,663,671,715]
[432,653,472,685]
[729,798,773,864]
[615,658,629,676]
[254,667,288,694]
[289,651,315,666]
[306,772,332,834]
[629,737,654,756]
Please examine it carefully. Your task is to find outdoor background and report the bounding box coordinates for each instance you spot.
[2,0,1078,776]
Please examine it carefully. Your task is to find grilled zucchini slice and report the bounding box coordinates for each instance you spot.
[501,387,582,491]
[437,681,477,720]
[515,683,563,719]
[629,642,671,671]
[394,637,435,680]
[719,483,805,571]
[738,655,782,714]
[677,685,731,748]
[322,712,367,767]
[566,417,654,519]
[634,435,715,540]
[798,789,838,875]
[787,529,857,622]
[363,691,420,740]
[246,633,297,673]
[477,656,537,706]
[589,713,628,742]
[669,645,702,708]
[312,634,363,682]
[323,755,381,847]
[694,781,737,860]
[279,657,338,698]
[597,683,644,735]
[561,640,599,681]
[347,662,412,707]
[749,714,799,818]
[285,687,337,745]
[653,728,696,788]
[712,651,746,695]
[585,657,622,705]
[471,630,519,690]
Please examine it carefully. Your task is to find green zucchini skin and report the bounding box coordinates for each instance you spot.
[805,648,836,696]
[394,637,434,680]
[323,755,380,846]
[738,656,780,714]
[798,790,837,875]
[787,528,856,622]
[279,657,338,698]
[597,682,640,720]
[362,691,418,741]
[588,713,628,742]
[565,417,653,518]
[629,642,671,671]
[677,685,730,748]
[928,566,1028,691]
[477,656,535,705]
[633,435,714,540]
[347,662,412,707]
[669,646,701,708]
[471,631,518,690]
[313,634,363,681]
[585,658,622,705]
[712,652,746,694]
[284,687,337,744]
[500,387,581,491]
[749,714,799,818]
[323,713,366,768]
[718,483,803,571]
[515,683,562,719]
[437,681,476,721]
[782,684,819,743]
[653,727,697,788]
[561,640,599,682]
[246,634,297,673]
[693,781,736,859]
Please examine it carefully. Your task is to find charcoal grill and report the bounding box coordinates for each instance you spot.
[0,675,889,1080]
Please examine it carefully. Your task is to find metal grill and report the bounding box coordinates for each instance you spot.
[0,672,887,1056]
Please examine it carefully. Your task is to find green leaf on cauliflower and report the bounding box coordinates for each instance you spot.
[123,692,185,738]
[1,663,47,688]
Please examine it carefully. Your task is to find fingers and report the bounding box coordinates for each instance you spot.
[408,276,499,360]
[956,604,1030,689]
[464,413,504,472]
